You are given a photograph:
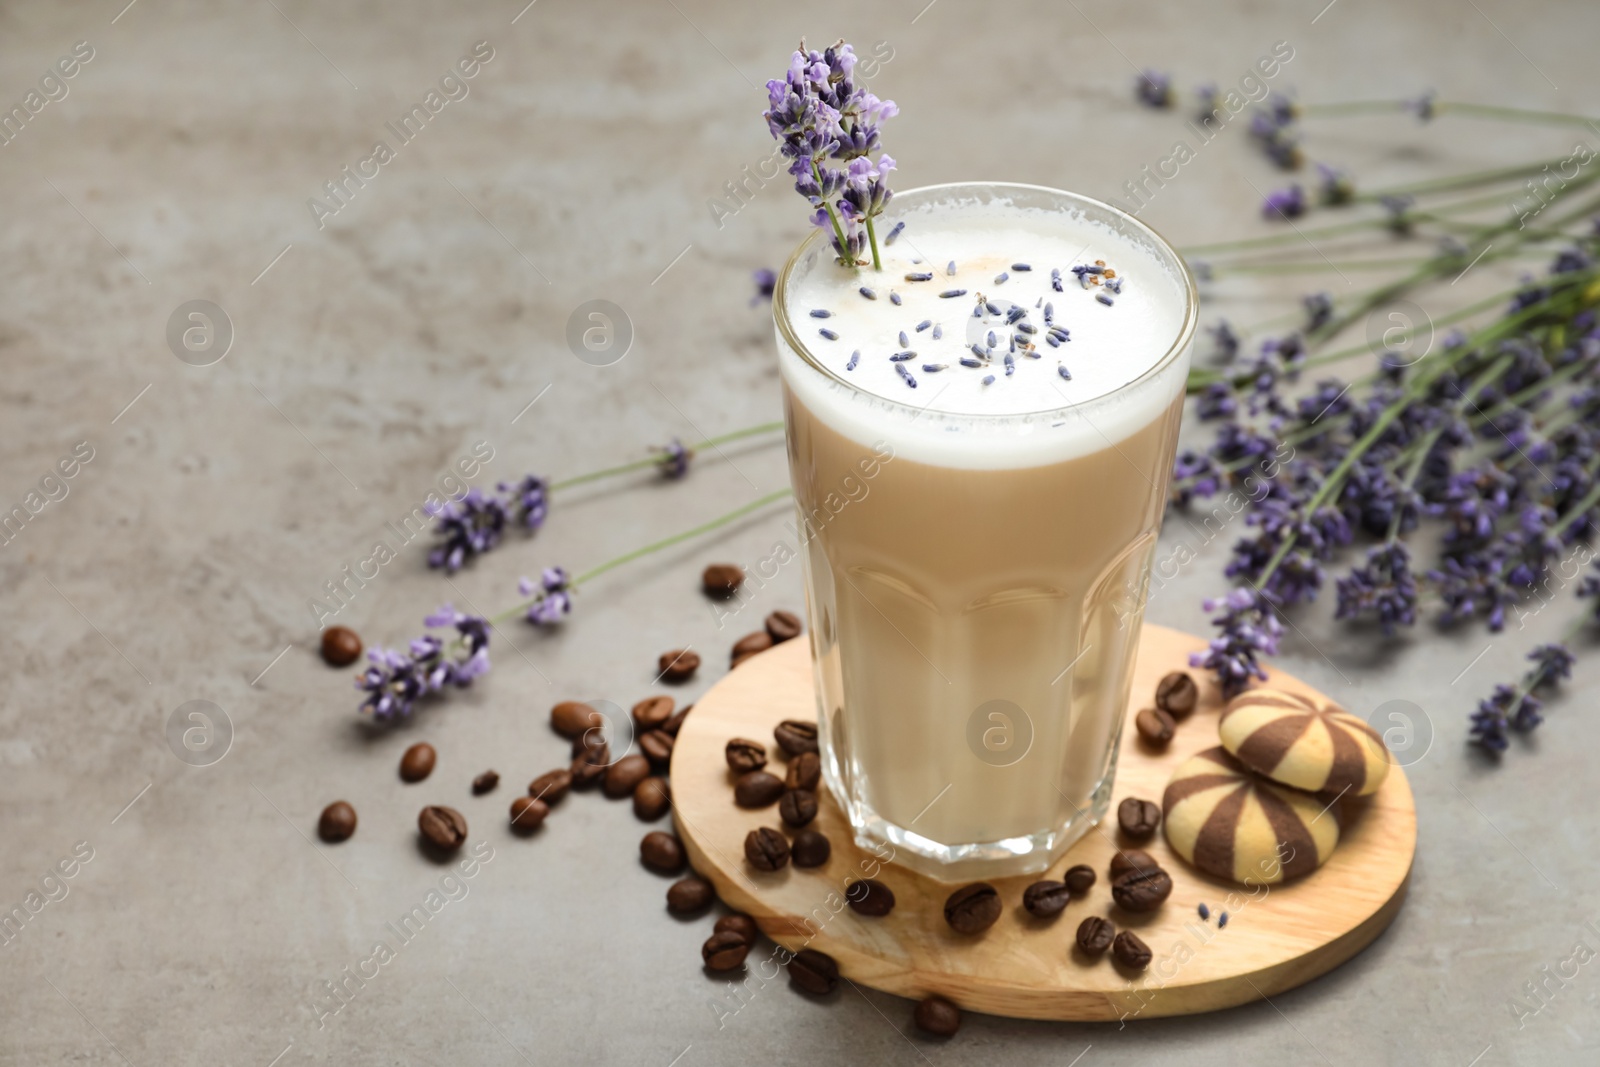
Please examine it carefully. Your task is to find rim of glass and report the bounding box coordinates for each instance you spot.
[773,181,1199,422]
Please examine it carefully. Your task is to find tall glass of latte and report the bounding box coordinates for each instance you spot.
[774,183,1196,880]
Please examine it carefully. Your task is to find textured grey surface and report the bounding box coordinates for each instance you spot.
[2,0,1598,1064]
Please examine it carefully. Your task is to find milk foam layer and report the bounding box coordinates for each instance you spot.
[778,194,1193,469]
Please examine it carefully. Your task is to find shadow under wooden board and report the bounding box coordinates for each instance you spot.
[670,623,1416,1022]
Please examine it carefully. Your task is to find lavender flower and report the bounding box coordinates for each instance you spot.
[1404,90,1437,122]
[357,606,491,720]
[653,437,691,479]
[501,474,550,531]
[1193,83,1219,123]
[1262,184,1306,220]
[1207,319,1240,359]
[1317,163,1355,205]
[1526,643,1575,689]
[426,488,509,573]
[1380,194,1416,235]
[751,267,777,305]
[1335,543,1418,635]
[1190,588,1284,698]
[1135,70,1173,109]
[1302,292,1334,332]
[520,567,572,625]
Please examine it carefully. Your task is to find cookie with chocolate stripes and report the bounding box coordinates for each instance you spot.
[1219,687,1390,797]
[1162,747,1339,884]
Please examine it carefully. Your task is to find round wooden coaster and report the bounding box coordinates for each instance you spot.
[670,623,1415,1021]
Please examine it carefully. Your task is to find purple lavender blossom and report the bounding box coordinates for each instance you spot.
[1470,684,1541,752]
[1317,163,1355,205]
[501,474,550,531]
[751,268,777,305]
[1135,71,1173,109]
[520,567,572,625]
[1526,643,1575,688]
[356,606,491,720]
[1303,292,1334,332]
[427,488,509,573]
[1404,90,1437,122]
[1335,543,1418,635]
[1380,194,1416,235]
[1262,184,1306,220]
[1190,588,1284,698]
[1193,83,1219,123]
[1207,319,1240,359]
[653,438,691,479]
[1197,382,1238,422]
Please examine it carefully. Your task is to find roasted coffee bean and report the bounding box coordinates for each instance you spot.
[634,777,672,821]
[632,696,675,731]
[418,806,468,852]
[550,700,602,738]
[571,727,609,757]
[472,770,500,795]
[702,563,745,599]
[1117,797,1162,840]
[509,796,548,833]
[667,876,714,914]
[731,631,774,665]
[1155,670,1199,718]
[846,879,895,917]
[399,742,436,782]
[604,754,651,799]
[788,948,839,995]
[319,626,363,667]
[1110,866,1174,912]
[744,827,791,871]
[1064,864,1097,894]
[568,747,610,789]
[662,704,692,737]
[733,771,785,808]
[725,738,768,774]
[944,883,1002,934]
[714,913,759,944]
[640,831,685,874]
[914,996,962,1038]
[317,801,357,843]
[791,829,832,868]
[774,719,819,756]
[1112,930,1153,969]
[1109,849,1160,878]
[702,930,750,971]
[528,768,572,805]
[765,610,803,643]
[1075,915,1115,956]
[658,649,700,683]
[1134,707,1176,747]
[779,789,818,828]
[786,751,821,791]
[640,730,675,769]
[1021,880,1071,918]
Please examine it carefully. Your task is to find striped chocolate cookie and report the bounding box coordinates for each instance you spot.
[1162,747,1339,885]
[1218,687,1390,797]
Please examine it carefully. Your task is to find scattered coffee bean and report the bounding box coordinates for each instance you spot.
[658,649,700,683]
[914,996,961,1038]
[640,831,685,874]
[702,930,750,971]
[788,948,839,995]
[1021,880,1071,918]
[725,738,768,774]
[1110,866,1174,912]
[1109,849,1159,878]
[1134,707,1176,747]
[528,768,572,805]
[571,730,608,757]
[944,883,1002,934]
[550,700,602,738]
[418,805,468,852]
[640,730,675,769]
[568,748,609,789]
[1064,864,1097,893]
[472,770,500,795]
[733,771,785,808]
[667,876,714,914]
[319,626,362,667]
[744,827,790,871]
[317,801,357,843]
[1112,930,1153,969]
[791,829,831,868]
[399,742,436,783]
[846,879,895,917]
[1117,796,1162,840]
[634,777,672,821]
[715,913,759,944]
[765,610,803,643]
[773,719,819,756]
[662,704,692,737]
[779,789,818,827]
[509,796,548,833]
[786,751,821,791]
[731,631,774,666]
[1075,915,1115,956]
[702,563,745,599]
[604,754,651,799]
[1156,670,1199,718]
[632,696,675,731]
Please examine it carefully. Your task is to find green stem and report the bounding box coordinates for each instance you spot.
[548,421,785,492]
[1303,100,1600,129]
[812,161,853,268]
[1354,157,1579,203]
[865,214,882,272]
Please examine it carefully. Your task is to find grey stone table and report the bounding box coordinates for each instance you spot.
[3,0,1597,1063]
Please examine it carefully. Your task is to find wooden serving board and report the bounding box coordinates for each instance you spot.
[670,623,1415,1021]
